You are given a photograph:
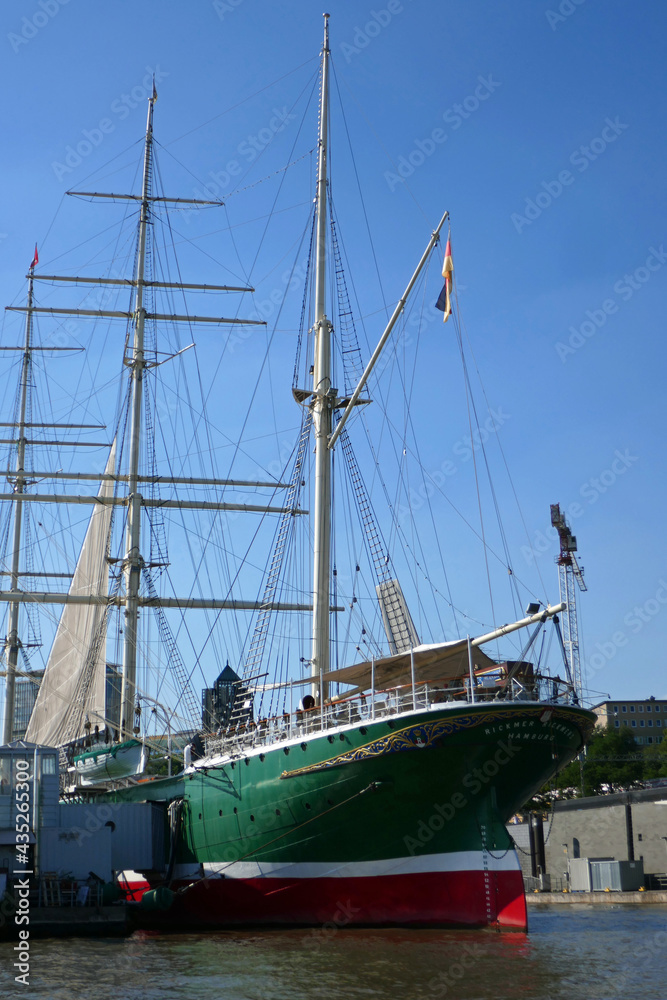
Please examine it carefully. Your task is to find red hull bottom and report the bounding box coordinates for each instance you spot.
[136,869,527,932]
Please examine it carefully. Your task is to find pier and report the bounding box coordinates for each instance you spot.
[0,902,130,939]
[527,889,667,906]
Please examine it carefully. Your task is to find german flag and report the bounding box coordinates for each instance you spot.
[435,237,453,322]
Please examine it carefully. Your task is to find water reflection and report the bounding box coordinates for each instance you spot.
[1,906,666,1000]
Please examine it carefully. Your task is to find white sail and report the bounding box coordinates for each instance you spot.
[25,442,116,746]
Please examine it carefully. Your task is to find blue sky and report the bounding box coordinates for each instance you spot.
[0,0,665,710]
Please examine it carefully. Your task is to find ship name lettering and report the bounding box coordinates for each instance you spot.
[483,719,576,739]
[484,719,536,735]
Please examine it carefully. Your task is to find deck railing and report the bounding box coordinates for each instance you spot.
[203,673,578,758]
[37,876,104,907]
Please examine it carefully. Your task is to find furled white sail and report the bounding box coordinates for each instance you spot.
[25,443,116,746]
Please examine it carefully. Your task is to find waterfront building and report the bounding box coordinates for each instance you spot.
[105,663,122,731]
[544,785,667,888]
[12,670,43,739]
[592,697,666,745]
[201,663,249,730]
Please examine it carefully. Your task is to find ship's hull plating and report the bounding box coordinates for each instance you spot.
[140,701,594,931]
[166,853,527,930]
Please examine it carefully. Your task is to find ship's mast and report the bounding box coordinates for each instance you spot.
[119,92,155,738]
[310,14,332,704]
[1,98,301,749]
[1,263,35,744]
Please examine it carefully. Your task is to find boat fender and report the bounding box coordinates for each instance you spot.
[101,883,122,905]
[140,887,175,911]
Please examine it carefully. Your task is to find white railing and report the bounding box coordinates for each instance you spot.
[203,673,577,758]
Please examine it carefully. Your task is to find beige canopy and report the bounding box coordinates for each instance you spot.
[322,639,497,696]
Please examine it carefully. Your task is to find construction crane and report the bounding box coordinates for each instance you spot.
[550,503,587,702]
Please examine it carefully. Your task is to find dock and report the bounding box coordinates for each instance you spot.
[0,902,130,940]
[527,890,667,906]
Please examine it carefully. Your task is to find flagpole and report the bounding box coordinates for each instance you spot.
[328,209,449,451]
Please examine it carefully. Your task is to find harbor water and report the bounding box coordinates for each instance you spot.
[1,905,666,1000]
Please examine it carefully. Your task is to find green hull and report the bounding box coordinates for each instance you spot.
[185,702,593,865]
[111,702,595,928]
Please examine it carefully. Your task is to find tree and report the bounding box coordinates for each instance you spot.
[579,725,643,794]
[547,725,643,799]
[642,740,667,780]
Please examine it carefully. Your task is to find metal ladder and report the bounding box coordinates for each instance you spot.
[339,428,418,653]
[228,411,313,723]
[143,567,202,730]
[330,207,365,396]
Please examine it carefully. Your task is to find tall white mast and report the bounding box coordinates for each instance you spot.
[1,261,35,744]
[310,14,332,704]
[119,91,156,738]
[1,97,293,747]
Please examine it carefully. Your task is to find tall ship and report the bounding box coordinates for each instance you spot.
[1,17,595,931]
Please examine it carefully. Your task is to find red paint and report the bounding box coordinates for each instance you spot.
[118,873,151,902]
[127,868,527,931]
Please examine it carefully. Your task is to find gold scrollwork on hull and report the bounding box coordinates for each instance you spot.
[280,705,593,779]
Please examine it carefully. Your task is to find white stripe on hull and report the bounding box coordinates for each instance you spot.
[202,849,521,881]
